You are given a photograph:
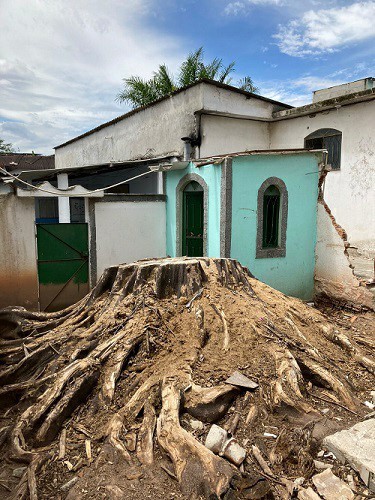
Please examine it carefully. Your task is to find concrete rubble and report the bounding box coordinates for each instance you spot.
[205,424,246,466]
[323,418,375,492]
[312,469,354,500]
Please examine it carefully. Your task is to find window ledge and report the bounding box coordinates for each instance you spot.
[256,247,286,259]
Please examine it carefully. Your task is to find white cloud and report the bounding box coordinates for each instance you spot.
[224,0,283,15]
[274,1,375,57]
[0,0,184,153]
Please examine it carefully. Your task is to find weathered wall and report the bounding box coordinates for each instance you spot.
[230,154,319,300]
[270,100,375,254]
[199,114,270,158]
[0,193,39,309]
[315,202,374,309]
[55,82,281,169]
[94,197,166,279]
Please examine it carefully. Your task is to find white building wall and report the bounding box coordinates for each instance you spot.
[270,100,375,253]
[94,200,166,278]
[55,82,283,170]
[315,202,373,309]
[199,115,270,158]
[0,193,39,309]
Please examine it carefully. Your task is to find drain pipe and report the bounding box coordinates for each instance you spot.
[181,134,201,161]
[181,137,192,161]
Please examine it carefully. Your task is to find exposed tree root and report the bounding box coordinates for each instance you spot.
[0,257,373,499]
[157,376,236,497]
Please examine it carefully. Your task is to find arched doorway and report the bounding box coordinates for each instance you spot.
[182,181,204,256]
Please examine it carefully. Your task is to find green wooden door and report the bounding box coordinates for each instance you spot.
[36,223,89,311]
[182,191,204,256]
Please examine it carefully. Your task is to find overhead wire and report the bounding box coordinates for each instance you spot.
[0,167,157,197]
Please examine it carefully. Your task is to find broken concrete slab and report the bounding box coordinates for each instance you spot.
[312,469,354,500]
[323,418,375,492]
[297,486,321,500]
[225,371,258,390]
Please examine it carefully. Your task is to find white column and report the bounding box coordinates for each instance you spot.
[157,171,164,194]
[57,173,70,223]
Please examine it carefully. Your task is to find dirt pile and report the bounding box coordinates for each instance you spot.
[0,257,374,499]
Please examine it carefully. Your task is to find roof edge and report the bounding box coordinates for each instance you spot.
[55,79,291,150]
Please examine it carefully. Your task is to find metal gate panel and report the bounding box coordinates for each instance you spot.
[36,223,89,311]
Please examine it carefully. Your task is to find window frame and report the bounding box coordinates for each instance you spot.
[256,177,288,259]
[305,128,342,170]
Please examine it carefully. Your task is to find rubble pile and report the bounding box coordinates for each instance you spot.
[0,257,374,499]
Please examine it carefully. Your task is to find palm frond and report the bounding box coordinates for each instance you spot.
[237,76,259,94]
[219,61,236,83]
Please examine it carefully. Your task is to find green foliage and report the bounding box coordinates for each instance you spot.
[0,139,15,153]
[117,47,259,108]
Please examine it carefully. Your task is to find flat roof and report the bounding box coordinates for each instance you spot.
[273,87,375,120]
[54,79,292,150]
[195,148,327,164]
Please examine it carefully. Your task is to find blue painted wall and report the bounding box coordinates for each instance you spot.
[165,154,319,300]
[166,162,221,257]
[231,154,319,300]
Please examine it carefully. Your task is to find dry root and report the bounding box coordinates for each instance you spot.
[0,257,373,499]
[157,376,236,497]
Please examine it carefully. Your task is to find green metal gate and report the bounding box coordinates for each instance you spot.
[36,223,89,311]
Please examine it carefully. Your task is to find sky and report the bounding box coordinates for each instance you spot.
[0,0,374,154]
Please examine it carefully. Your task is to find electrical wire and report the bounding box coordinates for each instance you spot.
[0,167,156,197]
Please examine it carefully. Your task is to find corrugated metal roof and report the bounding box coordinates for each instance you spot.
[0,153,55,172]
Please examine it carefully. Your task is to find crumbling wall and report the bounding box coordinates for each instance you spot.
[0,193,39,309]
[315,200,374,310]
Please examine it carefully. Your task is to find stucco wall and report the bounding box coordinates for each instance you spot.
[0,194,39,309]
[55,82,282,170]
[315,202,374,309]
[165,163,221,258]
[94,199,166,278]
[230,154,319,300]
[199,115,270,158]
[270,100,375,253]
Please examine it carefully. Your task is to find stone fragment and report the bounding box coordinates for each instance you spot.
[225,371,258,390]
[222,438,246,466]
[189,418,205,432]
[312,469,354,500]
[205,424,227,454]
[314,459,333,470]
[12,467,27,478]
[297,486,321,500]
[323,418,375,491]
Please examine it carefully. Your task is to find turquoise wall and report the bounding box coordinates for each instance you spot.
[166,162,221,257]
[165,154,319,300]
[231,154,319,300]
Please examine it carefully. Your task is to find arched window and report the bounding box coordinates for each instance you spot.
[256,177,288,259]
[305,128,342,170]
[262,185,280,248]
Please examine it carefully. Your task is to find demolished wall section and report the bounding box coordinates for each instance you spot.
[315,200,374,310]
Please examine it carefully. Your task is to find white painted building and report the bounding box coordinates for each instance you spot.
[51,78,375,308]
[54,78,374,261]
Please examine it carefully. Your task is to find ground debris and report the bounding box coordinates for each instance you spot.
[0,257,374,499]
[312,469,354,499]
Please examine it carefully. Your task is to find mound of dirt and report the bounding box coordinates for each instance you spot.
[0,257,374,499]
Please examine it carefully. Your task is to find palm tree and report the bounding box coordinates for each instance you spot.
[117,48,259,108]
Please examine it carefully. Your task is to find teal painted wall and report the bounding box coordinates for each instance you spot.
[166,162,221,257]
[231,154,319,300]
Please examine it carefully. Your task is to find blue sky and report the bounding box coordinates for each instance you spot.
[0,0,374,154]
